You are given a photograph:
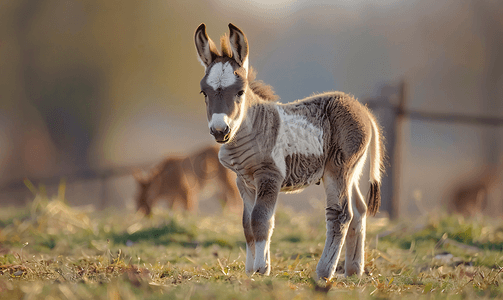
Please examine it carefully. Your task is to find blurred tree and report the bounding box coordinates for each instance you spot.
[11,0,103,171]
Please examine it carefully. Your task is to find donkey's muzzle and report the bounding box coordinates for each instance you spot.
[210,126,230,144]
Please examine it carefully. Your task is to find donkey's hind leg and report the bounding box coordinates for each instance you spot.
[316,168,353,281]
[345,154,368,276]
[236,178,256,275]
[344,181,367,276]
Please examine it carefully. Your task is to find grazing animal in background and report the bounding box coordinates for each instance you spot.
[133,145,240,215]
[450,162,503,217]
[194,23,385,280]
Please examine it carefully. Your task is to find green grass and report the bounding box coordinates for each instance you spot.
[1,190,503,299]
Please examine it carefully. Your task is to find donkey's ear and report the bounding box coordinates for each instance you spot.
[194,23,220,68]
[228,23,249,71]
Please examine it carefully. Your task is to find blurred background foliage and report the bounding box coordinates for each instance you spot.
[0,0,502,214]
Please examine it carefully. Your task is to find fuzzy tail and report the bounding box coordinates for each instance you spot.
[367,182,381,216]
[367,117,384,216]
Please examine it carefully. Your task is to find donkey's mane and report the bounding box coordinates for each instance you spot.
[247,67,279,102]
[220,34,279,102]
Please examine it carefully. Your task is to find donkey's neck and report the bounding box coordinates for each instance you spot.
[219,99,281,189]
[229,103,269,145]
[221,99,279,152]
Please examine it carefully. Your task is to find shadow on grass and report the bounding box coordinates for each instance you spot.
[110,220,242,249]
[382,220,503,252]
[281,234,303,243]
[111,220,193,246]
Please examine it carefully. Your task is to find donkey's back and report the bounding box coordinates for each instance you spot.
[276,91,379,192]
[282,91,375,149]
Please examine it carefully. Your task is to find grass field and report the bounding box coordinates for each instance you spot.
[1,184,503,299]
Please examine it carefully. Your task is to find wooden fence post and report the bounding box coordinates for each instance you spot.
[366,81,406,219]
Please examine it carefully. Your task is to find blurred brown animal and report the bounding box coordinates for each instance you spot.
[450,161,503,217]
[133,145,240,215]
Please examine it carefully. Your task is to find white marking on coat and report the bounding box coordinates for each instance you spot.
[209,113,229,131]
[206,62,236,90]
[271,106,324,177]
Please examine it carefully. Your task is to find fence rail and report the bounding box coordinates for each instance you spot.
[2,81,502,217]
[0,163,151,194]
[368,102,503,127]
[366,81,503,218]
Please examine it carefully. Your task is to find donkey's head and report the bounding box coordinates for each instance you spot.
[194,23,250,144]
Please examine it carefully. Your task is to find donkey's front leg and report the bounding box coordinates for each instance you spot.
[236,178,257,275]
[316,173,353,281]
[251,174,282,275]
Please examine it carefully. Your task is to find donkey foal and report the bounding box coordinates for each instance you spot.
[194,23,385,281]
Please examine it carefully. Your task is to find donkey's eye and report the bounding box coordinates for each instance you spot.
[237,90,245,97]
[200,91,207,97]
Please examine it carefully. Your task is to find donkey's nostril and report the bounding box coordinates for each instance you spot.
[222,126,230,135]
[210,126,229,136]
[210,125,231,143]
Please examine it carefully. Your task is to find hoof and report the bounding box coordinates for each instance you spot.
[315,267,332,282]
[245,268,254,277]
[253,263,270,276]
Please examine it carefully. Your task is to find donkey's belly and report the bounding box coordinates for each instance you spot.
[280,153,324,193]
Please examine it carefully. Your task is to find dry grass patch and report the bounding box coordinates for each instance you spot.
[1,186,503,299]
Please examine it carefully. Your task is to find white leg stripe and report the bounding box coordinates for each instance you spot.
[254,240,267,271]
[245,243,254,275]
